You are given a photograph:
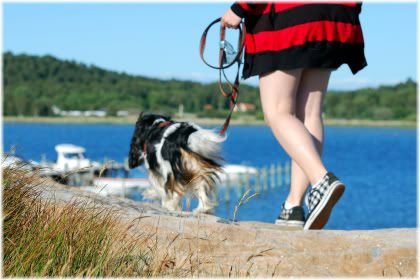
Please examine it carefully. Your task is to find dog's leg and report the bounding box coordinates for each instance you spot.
[162,191,181,212]
[193,180,217,215]
[147,171,169,206]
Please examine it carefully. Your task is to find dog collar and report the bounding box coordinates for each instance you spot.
[158,121,172,128]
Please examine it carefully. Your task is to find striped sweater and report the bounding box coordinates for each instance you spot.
[230,2,367,78]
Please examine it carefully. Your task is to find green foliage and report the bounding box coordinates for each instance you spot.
[3,52,417,120]
[196,109,230,118]
[3,52,260,117]
[324,80,417,120]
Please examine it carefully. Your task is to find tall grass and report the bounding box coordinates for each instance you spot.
[232,189,259,222]
[3,165,275,277]
[2,166,197,277]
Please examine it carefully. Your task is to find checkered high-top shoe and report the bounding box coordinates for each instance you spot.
[275,203,305,228]
[304,172,345,230]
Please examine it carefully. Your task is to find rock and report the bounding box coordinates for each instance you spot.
[35,183,417,277]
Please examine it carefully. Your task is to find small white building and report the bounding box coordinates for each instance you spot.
[116,110,129,117]
[66,110,83,117]
[51,105,107,117]
[51,105,61,115]
[234,103,256,112]
[83,110,107,117]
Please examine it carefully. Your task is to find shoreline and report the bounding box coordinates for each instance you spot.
[3,116,416,128]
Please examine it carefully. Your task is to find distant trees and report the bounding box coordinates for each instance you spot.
[12,85,31,116]
[3,52,417,121]
[325,79,417,120]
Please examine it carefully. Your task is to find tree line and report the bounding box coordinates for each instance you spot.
[3,52,416,121]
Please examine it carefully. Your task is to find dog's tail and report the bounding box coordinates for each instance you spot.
[187,129,226,161]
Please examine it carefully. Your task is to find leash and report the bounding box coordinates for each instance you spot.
[199,17,247,136]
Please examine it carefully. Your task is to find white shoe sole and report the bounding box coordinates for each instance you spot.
[275,219,304,227]
[303,181,345,230]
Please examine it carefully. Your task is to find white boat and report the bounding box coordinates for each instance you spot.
[51,144,102,173]
[77,164,150,196]
[4,143,258,196]
[94,177,150,189]
[135,163,259,200]
[82,177,150,196]
[84,163,258,197]
[218,164,258,182]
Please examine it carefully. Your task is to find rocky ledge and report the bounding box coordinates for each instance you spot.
[37,182,417,277]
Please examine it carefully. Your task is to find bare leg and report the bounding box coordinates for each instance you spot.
[286,69,331,205]
[259,69,327,187]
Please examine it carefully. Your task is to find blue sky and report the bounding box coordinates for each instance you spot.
[3,2,417,90]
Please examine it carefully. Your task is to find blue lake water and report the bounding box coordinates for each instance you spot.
[3,122,417,230]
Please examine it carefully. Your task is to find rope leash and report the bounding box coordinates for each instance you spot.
[199,17,247,136]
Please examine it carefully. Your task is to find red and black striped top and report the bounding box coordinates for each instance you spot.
[230,2,367,78]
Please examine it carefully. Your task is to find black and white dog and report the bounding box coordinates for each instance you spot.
[128,113,225,213]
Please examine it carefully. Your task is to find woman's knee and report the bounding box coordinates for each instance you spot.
[263,107,295,127]
[259,69,302,127]
[295,69,330,121]
[296,104,323,123]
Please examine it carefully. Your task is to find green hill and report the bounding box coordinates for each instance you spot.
[326,80,417,121]
[3,52,417,121]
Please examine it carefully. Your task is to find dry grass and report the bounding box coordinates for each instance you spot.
[3,164,277,277]
[232,189,259,222]
[2,166,205,277]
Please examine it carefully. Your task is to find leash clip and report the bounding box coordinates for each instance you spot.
[199,17,247,136]
[220,40,237,65]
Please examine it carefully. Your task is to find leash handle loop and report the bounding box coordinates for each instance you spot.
[199,18,245,70]
[199,17,247,136]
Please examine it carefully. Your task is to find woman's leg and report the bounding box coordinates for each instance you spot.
[259,69,327,188]
[286,69,331,206]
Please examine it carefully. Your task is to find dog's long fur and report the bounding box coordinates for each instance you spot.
[128,112,225,213]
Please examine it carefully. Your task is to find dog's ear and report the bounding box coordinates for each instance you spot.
[138,111,145,122]
[128,143,143,169]
[134,112,144,126]
[128,113,145,169]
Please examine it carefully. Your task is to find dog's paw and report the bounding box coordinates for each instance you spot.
[141,188,160,200]
[162,204,181,213]
[192,207,214,215]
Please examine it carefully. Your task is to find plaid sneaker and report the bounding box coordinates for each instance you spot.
[275,203,305,228]
[304,172,345,230]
